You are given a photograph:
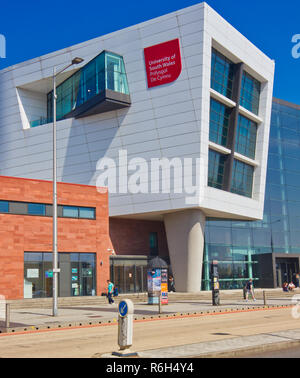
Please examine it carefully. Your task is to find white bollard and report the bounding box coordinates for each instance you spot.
[112,299,138,357]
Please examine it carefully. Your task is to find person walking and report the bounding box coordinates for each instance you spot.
[107,280,115,304]
[245,279,256,302]
[168,275,175,292]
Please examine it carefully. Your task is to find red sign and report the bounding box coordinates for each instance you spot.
[144,39,182,88]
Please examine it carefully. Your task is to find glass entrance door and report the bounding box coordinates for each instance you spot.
[276,258,299,287]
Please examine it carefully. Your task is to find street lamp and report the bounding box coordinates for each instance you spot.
[52,57,84,317]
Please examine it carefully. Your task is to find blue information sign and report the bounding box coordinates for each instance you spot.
[119,301,128,317]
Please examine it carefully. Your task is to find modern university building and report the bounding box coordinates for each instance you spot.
[2,1,295,300]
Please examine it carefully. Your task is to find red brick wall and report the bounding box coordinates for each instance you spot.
[109,218,169,260]
[0,176,111,300]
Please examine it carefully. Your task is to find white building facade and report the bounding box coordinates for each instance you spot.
[0,2,274,292]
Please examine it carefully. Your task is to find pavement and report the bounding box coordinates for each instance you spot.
[136,329,300,358]
[0,295,294,332]
[1,291,300,358]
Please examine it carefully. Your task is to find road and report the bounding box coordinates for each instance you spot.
[0,307,298,358]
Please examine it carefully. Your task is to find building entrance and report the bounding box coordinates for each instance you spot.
[276,258,299,287]
[110,256,148,294]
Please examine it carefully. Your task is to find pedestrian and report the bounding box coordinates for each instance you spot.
[107,279,115,304]
[113,286,119,297]
[288,281,296,292]
[169,275,175,292]
[295,273,300,288]
[282,282,289,292]
[245,279,256,302]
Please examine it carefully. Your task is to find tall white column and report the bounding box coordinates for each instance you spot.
[164,209,206,292]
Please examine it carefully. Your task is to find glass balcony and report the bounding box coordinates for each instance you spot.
[30,51,131,127]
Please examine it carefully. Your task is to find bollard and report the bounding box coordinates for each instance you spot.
[5,303,10,331]
[112,299,138,357]
[158,291,162,314]
[263,290,267,306]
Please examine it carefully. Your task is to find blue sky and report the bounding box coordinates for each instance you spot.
[1,0,300,104]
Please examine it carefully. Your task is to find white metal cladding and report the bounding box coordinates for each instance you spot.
[0,2,274,221]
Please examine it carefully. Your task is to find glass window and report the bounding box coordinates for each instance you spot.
[209,98,231,147]
[79,253,96,296]
[24,252,96,298]
[79,207,95,219]
[231,159,254,198]
[266,168,282,186]
[268,184,284,201]
[284,156,300,173]
[211,49,234,99]
[105,53,129,94]
[235,115,257,159]
[28,203,46,216]
[287,202,300,218]
[281,128,298,144]
[207,244,233,262]
[63,206,79,218]
[32,51,129,127]
[9,202,27,214]
[240,71,261,115]
[208,149,227,190]
[252,229,272,247]
[286,186,300,202]
[209,227,232,245]
[282,141,300,159]
[285,171,300,188]
[0,200,9,213]
[267,154,281,171]
[24,252,44,299]
[231,228,252,246]
[150,232,158,256]
[269,200,285,217]
[218,263,234,279]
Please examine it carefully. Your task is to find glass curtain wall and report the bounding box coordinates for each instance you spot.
[204,100,300,290]
[208,48,259,200]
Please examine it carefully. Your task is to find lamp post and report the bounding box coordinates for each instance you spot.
[52,57,84,317]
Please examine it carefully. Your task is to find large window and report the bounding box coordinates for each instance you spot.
[235,115,257,159]
[209,98,231,147]
[0,200,96,220]
[231,159,254,198]
[240,71,261,115]
[208,149,227,189]
[24,252,96,298]
[211,49,234,99]
[33,51,130,127]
